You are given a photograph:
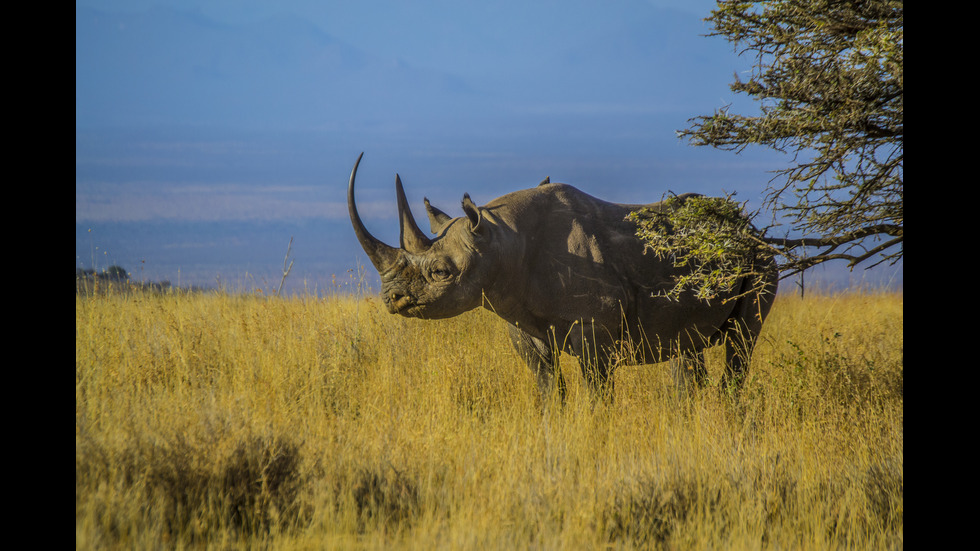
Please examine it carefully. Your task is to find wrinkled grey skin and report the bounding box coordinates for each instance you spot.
[347,153,778,404]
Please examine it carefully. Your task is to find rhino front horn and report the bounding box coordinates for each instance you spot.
[347,153,400,272]
[395,174,433,254]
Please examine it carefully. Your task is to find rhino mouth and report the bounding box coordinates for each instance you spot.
[383,290,425,317]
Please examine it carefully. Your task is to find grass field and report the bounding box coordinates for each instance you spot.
[75,286,903,549]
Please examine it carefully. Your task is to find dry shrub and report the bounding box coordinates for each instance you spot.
[603,476,715,546]
[345,466,421,531]
[76,427,307,544]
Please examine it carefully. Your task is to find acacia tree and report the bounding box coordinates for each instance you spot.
[632,0,902,298]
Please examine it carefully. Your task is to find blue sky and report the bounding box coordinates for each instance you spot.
[75,0,902,293]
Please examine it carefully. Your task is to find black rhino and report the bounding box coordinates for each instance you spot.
[347,153,778,403]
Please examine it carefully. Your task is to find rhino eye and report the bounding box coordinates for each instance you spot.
[430,267,454,281]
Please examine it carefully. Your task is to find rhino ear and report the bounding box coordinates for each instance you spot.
[538,176,550,186]
[461,193,483,233]
[423,197,453,234]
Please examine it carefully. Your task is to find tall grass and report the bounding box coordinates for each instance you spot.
[76,288,902,549]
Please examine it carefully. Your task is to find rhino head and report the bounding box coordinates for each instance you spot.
[347,153,500,319]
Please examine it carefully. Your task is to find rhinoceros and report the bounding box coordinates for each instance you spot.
[346,153,778,403]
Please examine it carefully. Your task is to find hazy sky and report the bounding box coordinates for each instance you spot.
[75,1,902,292]
[77,0,753,218]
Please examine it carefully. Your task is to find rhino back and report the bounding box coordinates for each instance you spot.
[486,184,736,351]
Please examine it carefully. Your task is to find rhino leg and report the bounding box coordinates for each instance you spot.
[507,325,566,405]
[670,351,708,396]
[719,279,777,395]
[721,325,755,393]
[578,356,615,403]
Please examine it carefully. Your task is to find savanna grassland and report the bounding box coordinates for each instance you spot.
[76,286,902,549]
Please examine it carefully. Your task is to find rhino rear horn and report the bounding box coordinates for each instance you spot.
[395,174,433,254]
[347,153,400,272]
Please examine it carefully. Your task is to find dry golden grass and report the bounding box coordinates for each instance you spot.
[76,287,902,549]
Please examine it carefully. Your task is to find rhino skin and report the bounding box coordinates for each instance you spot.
[347,153,778,403]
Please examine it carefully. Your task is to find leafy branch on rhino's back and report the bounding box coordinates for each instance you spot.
[628,194,776,302]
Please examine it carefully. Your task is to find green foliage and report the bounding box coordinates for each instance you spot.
[663,0,903,291]
[628,194,772,301]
